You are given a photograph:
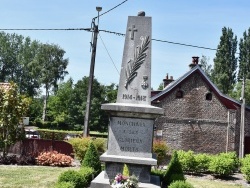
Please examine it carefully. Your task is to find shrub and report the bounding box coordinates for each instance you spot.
[68,137,105,161]
[153,139,169,166]
[54,181,75,188]
[58,170,86,188]
[169,180,194,188]
[81,142,102,176]
[194,153,211,173]
[177,150,196,172]
[151,168,165,182]
[0,155,17,165]
[17,154,36,165]
[123,164,130,176]
[36,151,73,167]
[162,151,185,188]
[241,154,250,182]
[79,167,95,186]
[219,152,239,170]
[208,152,236,176]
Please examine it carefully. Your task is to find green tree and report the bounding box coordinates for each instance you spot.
[200,55,212,78]
[81,142,101,176]
[31,44,69,122]
[0,82,31,158]
[162,151,185,188]
[17,37,41,96]
[158,83,164,90]
[212,27,238,94]
[230,80,250,106]
[0,32,23,82]
[68,77,107,132]
[47,78,74,129]
[238,28,250,80]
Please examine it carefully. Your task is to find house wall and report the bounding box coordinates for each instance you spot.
[154,73,238,154]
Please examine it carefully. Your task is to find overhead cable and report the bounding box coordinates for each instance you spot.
[98,33,120,75]
[93,0,129,19]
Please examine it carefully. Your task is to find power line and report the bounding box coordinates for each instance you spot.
[0,28,239,54]
[99,29,125,36]
[0,28,91,31]
[98,33,120,75]
[99,30,220,52]
[93,0,129,19]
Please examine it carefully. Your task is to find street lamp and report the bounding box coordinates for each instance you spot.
[83,7,102,137]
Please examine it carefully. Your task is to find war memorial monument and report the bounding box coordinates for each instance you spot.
[90,11,163,188]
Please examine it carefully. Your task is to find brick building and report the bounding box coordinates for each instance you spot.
[152,57,250,155]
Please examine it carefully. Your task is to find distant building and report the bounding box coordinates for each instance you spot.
[152,57,250,155]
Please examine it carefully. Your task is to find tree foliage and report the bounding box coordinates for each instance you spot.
[230,80,250,106]
[212,27,237,94]
[0,82,31,158]
[200,55,212,78]
[31,43,69,122]
[238,28,250,80]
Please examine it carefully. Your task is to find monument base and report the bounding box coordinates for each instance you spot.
[90,171,161,188]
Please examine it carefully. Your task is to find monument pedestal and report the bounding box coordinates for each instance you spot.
[91,171,161,188]
[90,103,163,187]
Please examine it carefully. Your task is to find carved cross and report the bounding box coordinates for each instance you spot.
[128,25,137,40]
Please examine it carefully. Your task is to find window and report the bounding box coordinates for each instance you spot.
[206,92,212,100]
[176,90,183,98]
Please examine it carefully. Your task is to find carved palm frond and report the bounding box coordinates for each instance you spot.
[124,36,150,89]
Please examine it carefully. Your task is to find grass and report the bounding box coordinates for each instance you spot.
[0,165,247,188]
[0,165,79,188]
[186,176,245,188]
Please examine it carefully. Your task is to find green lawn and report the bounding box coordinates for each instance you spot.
[0,165,80,188]
[0,165,247,188]
[186,176,245,188]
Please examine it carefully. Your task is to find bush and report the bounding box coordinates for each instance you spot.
[81,142,102,176]
[194,153,211,173]
[0,155,17,165]
[162,151,185,188]
[219,152,239,170]
[68,137,105,161]
[177,150,196,173]
[79,167,95,185]
[208,152,236,176]
[153,139,169,166]
[151,168,165,182]
[54,181,75,188]
[169,180,194,188]
[36,151,73,167]
[123,164,130,176]
[241,154,250,182]
[17,154,36,165]
[58,170,86,188]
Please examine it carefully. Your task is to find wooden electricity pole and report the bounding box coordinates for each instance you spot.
[83,7,102,137]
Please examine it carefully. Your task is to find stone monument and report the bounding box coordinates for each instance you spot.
[90,11,163,188]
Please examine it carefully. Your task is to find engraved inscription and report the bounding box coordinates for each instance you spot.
[108,117,154,157]
[122,94,147,101]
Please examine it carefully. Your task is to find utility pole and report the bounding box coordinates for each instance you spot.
[84,7,102,137]
[239,77,246,158]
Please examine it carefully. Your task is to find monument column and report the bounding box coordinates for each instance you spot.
[91,12,163,188]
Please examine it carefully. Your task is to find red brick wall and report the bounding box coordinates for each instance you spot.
[154,73,240,154]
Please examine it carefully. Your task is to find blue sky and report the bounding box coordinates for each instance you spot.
[0,0,249,90]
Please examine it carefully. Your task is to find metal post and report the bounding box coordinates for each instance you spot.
[83,24,99,137]
[239,78,246,158]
